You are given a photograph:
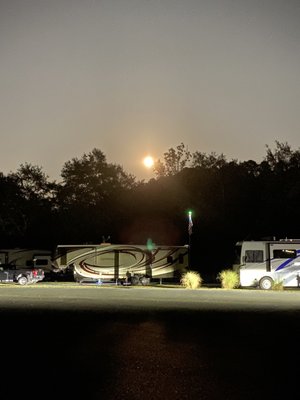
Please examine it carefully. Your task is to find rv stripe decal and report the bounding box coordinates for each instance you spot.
[275,249,300,271]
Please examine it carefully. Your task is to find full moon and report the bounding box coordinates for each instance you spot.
[143,156,154,168]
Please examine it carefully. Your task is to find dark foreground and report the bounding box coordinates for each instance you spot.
[1,287,300,399]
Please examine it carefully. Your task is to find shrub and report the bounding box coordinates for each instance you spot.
[218,269,239,289]
[180,271,202,289]
[271,280,284,291]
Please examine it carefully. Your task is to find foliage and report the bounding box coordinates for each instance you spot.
[265,141,300,172]
[180,271,203,289]
[271,280,284,291]
[191,151,228,169]
[217,269,240,289]
[154,143,191,177]
[9,163,57,201]
[0,174,27,243]
[3,165,58,247]
[59,148,137,207]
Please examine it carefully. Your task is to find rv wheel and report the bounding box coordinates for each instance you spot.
[259,277,273,290]
[140,276,150,286]
[131,275,140,285]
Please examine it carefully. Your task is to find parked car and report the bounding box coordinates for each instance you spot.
[0,264,45,285]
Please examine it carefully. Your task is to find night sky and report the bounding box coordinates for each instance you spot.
[0,0,299,181]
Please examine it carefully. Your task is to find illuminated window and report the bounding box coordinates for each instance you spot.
[273,249,297,259]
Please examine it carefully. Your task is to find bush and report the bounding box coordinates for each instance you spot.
[271,280,284,291]
[217,269,239,289]
[180,271,202,289]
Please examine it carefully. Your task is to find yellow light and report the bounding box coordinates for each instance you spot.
[143,156,154,168]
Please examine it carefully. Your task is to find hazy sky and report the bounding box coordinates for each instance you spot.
[0,0,299,181]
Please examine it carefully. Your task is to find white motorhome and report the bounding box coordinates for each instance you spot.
[236,239,300,289]
[52,243,189,284]
[0,248,52,272]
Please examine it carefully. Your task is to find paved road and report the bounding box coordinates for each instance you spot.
[2,283,300,311]
[1,285,300,399]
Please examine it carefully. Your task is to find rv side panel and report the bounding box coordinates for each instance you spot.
[238,240,300,289]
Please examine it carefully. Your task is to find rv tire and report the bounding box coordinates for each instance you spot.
[259,276,273,290]
[131,275,140,285]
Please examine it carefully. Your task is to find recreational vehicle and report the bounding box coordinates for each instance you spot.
[0,248,52,272]
[52,243,189,284]
[236,239,300,289]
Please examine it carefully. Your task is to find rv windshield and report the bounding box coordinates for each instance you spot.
[234,243,242,264]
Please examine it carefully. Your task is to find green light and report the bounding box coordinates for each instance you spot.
[147,238,154,251]
[187,210,193,218]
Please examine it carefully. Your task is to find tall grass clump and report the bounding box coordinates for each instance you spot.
[271,280,284,291]
[180,271,203,289]
[218,269,239,289]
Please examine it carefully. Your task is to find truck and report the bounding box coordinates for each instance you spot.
[0,248,53,279]
[52,243,189,284]
[236,239,300,289]
[0,264,45,285]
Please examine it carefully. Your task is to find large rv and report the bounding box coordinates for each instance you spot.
[52,243,189,284]
[236,239,300,289]
[0,248,52,272]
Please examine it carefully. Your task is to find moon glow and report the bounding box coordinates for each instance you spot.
[143,156,154,168]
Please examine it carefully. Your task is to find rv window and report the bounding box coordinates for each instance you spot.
[273,249,297,259]
[245,250,264,263]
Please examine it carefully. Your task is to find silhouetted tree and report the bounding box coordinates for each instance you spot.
[58,148,136,207]
[55,148,137,243]
[154,143,191,177]
[9,163,57,201]
[7,164,58,247]
[264,141,300,172]
[0,173,27,246]
[258,141,300,238]
[191,151,228,169]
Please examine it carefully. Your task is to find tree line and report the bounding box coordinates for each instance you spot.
[1,141,300,280]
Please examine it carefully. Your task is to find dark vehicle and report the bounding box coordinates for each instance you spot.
[0,264,45,285]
